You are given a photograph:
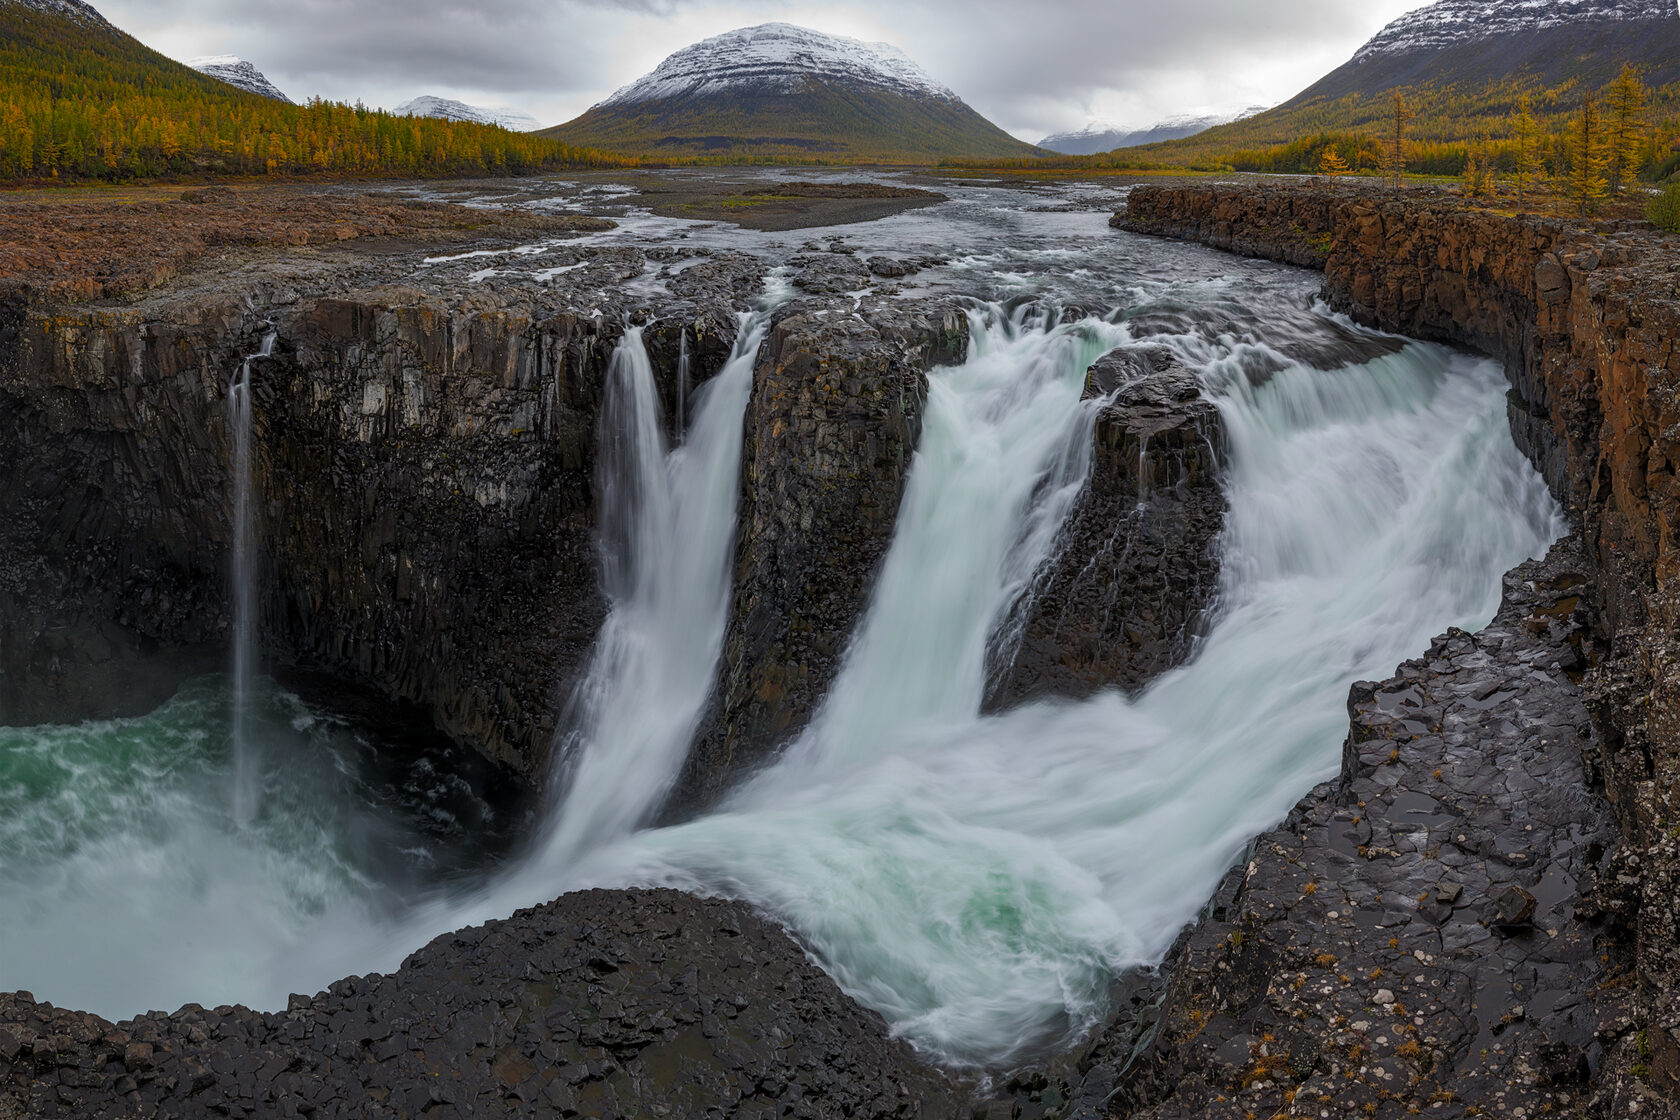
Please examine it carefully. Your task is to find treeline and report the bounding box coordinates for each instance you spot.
[0,5,637,181]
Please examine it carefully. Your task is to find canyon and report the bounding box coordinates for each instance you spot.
[2,173,1677,1119]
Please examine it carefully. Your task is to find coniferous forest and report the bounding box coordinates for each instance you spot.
[0,5,637,181]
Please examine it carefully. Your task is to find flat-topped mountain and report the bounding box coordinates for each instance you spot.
[189,55,291,103]
[1040,108,1267,155]
[395,95,541,132]
[542,22,1042,161]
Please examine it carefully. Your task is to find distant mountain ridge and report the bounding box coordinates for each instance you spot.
[395,96,542,132]
[189,55,291,103]
[1040,108,1267,155]
[545,23,1041,162]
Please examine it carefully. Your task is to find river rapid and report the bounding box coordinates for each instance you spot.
[0,174,1562,1070]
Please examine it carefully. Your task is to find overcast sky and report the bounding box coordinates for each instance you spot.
[98,0,1433,141]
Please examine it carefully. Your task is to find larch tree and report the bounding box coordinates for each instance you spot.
[1604,64,1647,195]
[1318,143,1350,182]
[1569,92,1610,218]
[1509,93,1544,209]
[1383,92,1414,188]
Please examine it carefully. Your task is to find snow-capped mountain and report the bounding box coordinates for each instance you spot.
[1040,107,1268,155]
[394,96,542,132]
[596,23,960,108]
[1353,0,1674,62]
[3,0,110,26]
[546,22,1039,161]
[188,55,292,103]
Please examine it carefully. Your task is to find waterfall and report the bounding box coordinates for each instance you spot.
[676,327,691,440]
[532,307,772,870]
[551,309,1562,1067]
[228,330,276,825]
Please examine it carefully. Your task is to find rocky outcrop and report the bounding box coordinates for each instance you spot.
[0,889,961,1120]
[1120,181,1680,1112]
[675,299,969,809]
[1115,185,1341,270]
[992,346,1226,706]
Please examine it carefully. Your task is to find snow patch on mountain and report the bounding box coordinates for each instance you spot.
[394,96,542,132]
[1040,106,1268,155]
[598,23,960,108]
[188,55,293,103]
[3,0,111,26]
[1354,0,1676,60]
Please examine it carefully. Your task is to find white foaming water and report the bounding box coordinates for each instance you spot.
[228,330,276,825]
[526,310,1564,1067]
[535,303,774,869]
[0,683,370,1014]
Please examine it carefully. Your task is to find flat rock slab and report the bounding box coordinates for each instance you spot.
[0,889,958,1120]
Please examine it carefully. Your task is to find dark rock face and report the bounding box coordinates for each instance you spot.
[0,890,961,1120]
[992,347,1226,705]
[0,276,743,776]
[0,294,265,725]
[675,299,969,809]
[261,292,625,775]
[1077,536,1620,1119]
[1120,180,1680,1113]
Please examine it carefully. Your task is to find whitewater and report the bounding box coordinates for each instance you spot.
[0,223,1561,1071]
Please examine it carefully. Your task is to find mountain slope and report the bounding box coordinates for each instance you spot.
[1143,0,1680,161]
[543,23,1041,161]
[0,0,632,180]
[395,96,541,132]
[188,54,291,103]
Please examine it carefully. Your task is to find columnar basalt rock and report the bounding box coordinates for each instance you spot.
[674,298,969,810]
[0,293,268,725]
[0,890,963,1120]
[1119,181,1680,1112]
[991,347,1227,706]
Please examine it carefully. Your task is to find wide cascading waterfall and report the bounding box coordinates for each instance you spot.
[546,309,1563,1067]
[228,330,276,824]
[533,308,772,869]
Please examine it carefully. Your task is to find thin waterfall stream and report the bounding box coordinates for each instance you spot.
[228,329,276,825]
